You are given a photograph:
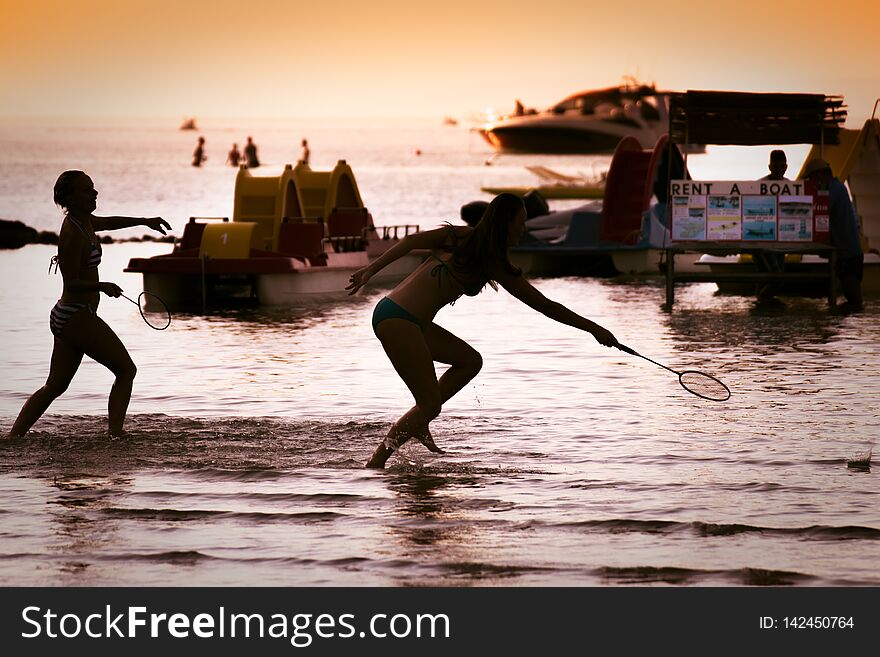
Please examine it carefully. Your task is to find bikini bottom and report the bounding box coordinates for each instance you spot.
[371,297,422,335]
[49,301,95,338]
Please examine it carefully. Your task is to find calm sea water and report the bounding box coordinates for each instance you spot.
[0,118,876,586]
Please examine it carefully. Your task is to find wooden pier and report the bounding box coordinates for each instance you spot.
[663,243,838,307]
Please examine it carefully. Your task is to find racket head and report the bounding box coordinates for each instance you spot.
[678,370,730,402]
[136,291,171,330]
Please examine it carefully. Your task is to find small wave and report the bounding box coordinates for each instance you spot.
[715,481,797,493]
[547,518,880,540]
[596,565,708,585]
[595,565,819,586]
[129,490,363,503]
[172,469,289,482]
[0,552,46,560]
[799,525,880,539]
[738,567,817,586]
[438,561,555,579]
[110,550,216,565]
[100,507,344,523]
[101,553,361,568]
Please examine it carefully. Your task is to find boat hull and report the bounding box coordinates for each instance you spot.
[480,123,641,154]
[129,251,424,310]
[612,250,703,276]
[697,253,880,297]
[511,246,701,278]
[510,249,617,277]
[256,254,422,305]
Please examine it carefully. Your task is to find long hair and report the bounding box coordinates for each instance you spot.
[451,193,523,288]
[53,170,87,209]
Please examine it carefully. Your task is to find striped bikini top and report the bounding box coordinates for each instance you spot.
[49,216,102,273]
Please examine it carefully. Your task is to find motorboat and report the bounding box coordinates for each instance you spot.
[125,161,423,310]
[481,166,605,199]
[478,81,694,154]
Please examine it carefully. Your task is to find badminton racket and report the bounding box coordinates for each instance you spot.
[120,292,171,330]
[616,344,730,402]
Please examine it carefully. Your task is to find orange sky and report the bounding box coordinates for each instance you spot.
[1,0,878,124]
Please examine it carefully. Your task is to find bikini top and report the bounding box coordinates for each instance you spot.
[68,217,102,267]
[429,249,484,298]
[49,216,102,273]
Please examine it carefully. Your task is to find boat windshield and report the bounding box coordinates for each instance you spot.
[552,94,596,114]
[550,85,659,117]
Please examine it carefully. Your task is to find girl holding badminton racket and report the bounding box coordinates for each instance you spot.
[8,170,170,439]
[347,193,619,469]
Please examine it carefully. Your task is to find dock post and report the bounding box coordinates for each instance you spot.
[828,248,838,308]
[200,254,208,313]
[664,248,675,308]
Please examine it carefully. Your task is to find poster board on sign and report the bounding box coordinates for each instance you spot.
[742,196,777,240]
[671,195,706,241]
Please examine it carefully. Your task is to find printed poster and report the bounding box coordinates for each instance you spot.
[742,195,777,240]
[671,195,706,241]
[777,195,813,241]
[814,191,830,232]
[706,194,741,241]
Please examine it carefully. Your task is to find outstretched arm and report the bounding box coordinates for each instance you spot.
[346,225,460,294]
[496,270,618,347]
[91,215,171,234]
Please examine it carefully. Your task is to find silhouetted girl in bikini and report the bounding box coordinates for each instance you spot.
[347,193,618,468]
[8,171,170,438]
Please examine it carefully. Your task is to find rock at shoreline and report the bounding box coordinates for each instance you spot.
[0,219,38,249]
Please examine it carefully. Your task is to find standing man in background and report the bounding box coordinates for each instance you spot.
[300,139,310,165]
[802,158,864,311]
[192,136,206,167]
[754,149,790,303]
[761,149,789,182]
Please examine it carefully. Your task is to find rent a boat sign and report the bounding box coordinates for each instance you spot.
[668,180,828,243]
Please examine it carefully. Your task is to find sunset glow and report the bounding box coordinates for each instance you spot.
[1,0,878,123]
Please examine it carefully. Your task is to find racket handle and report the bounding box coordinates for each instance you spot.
[616,344,638,356]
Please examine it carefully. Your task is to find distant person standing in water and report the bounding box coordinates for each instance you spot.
[754,149,790,303]
[244,136,260,168]
[192,136,206,167]
[226,143,241,167]
[300,138,310,164]
[7,171,170,439]
[346,193,619,468]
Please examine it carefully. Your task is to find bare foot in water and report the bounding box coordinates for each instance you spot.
[365,429,446,468]
[365,443,394,469]
[415,430,445,454]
